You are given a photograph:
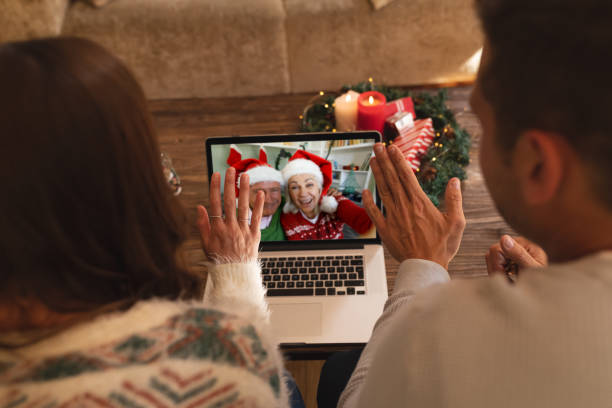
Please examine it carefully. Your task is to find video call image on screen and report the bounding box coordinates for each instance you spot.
[210,139,377,242]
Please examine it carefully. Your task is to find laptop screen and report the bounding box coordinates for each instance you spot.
[205,132,381,249]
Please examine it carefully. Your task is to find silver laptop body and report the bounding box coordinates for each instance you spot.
[206,132,388,346]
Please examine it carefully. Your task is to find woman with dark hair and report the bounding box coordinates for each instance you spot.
[0,38,292,407]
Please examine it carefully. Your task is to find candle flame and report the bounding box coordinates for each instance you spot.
[346,94,352,102]
[368,96,374,105]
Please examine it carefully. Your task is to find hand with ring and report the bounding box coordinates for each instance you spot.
[197,168,264,263]
[485,235,548,280]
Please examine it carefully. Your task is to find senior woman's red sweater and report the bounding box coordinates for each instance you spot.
[280,196,372,240]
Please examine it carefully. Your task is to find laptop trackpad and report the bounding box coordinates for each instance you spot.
[270,303,322,338]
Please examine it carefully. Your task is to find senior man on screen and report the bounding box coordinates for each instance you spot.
[227,145,286,241]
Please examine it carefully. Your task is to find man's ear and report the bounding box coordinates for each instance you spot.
[513,130,567,205]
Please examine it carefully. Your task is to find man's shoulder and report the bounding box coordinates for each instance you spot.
[397,252,612,333]
[398,273,513,323]
[355,254,612,408]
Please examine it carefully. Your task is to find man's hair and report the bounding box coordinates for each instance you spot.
[475,0,612,209]
[0,38,203,321]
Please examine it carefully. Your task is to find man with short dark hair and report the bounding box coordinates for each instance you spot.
[337,0,612,406]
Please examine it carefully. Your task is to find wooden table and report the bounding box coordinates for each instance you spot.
[151,85,515,292]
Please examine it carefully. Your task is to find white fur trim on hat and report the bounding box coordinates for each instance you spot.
[237,165,283,189]
[245,165,283,186]
[319,195,338,213]
[281,158,324,186]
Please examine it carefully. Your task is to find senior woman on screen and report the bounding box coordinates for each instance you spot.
[280,150,372,240]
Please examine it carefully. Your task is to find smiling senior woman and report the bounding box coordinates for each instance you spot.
[280,151,372,240]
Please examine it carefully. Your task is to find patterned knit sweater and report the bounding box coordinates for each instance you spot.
[0,262,288,408]
[281,196,372,240]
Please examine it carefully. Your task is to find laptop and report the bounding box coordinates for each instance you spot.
[205,132,388,346]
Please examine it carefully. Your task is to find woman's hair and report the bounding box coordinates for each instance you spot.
[0,37,203,320]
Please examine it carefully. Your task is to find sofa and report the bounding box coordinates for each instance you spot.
[1,0,482,99]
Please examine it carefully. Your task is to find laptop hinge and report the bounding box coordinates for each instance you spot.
[260,241,365,252]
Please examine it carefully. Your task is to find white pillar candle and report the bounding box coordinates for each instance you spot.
[334,90,360,132]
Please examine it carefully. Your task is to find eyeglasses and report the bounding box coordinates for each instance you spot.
[161,153,182,196]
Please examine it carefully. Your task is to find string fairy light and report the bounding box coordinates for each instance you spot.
[297,79,470,207]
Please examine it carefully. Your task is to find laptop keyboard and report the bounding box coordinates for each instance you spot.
[260,255,365,296]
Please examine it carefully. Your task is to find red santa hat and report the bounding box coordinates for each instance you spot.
[281,150,338,214]
[226,144,283,196]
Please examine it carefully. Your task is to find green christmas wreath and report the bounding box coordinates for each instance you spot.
[298,80,471,207]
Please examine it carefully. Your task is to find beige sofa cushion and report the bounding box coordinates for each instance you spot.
[284,0,482,93]
[0,0,69,43]
[370,0,396,10]
[80,0,114,8]
[62,0,290,99]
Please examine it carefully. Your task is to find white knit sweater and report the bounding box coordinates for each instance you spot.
[339,251,612,408]
[0,262,289,408]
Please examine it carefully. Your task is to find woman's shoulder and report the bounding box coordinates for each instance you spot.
[280,209,304,226]
[160,305,274,368]
[0,300,282,401]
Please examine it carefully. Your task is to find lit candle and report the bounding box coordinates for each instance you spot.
[357,91,388,134]
[334,90,360,132]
